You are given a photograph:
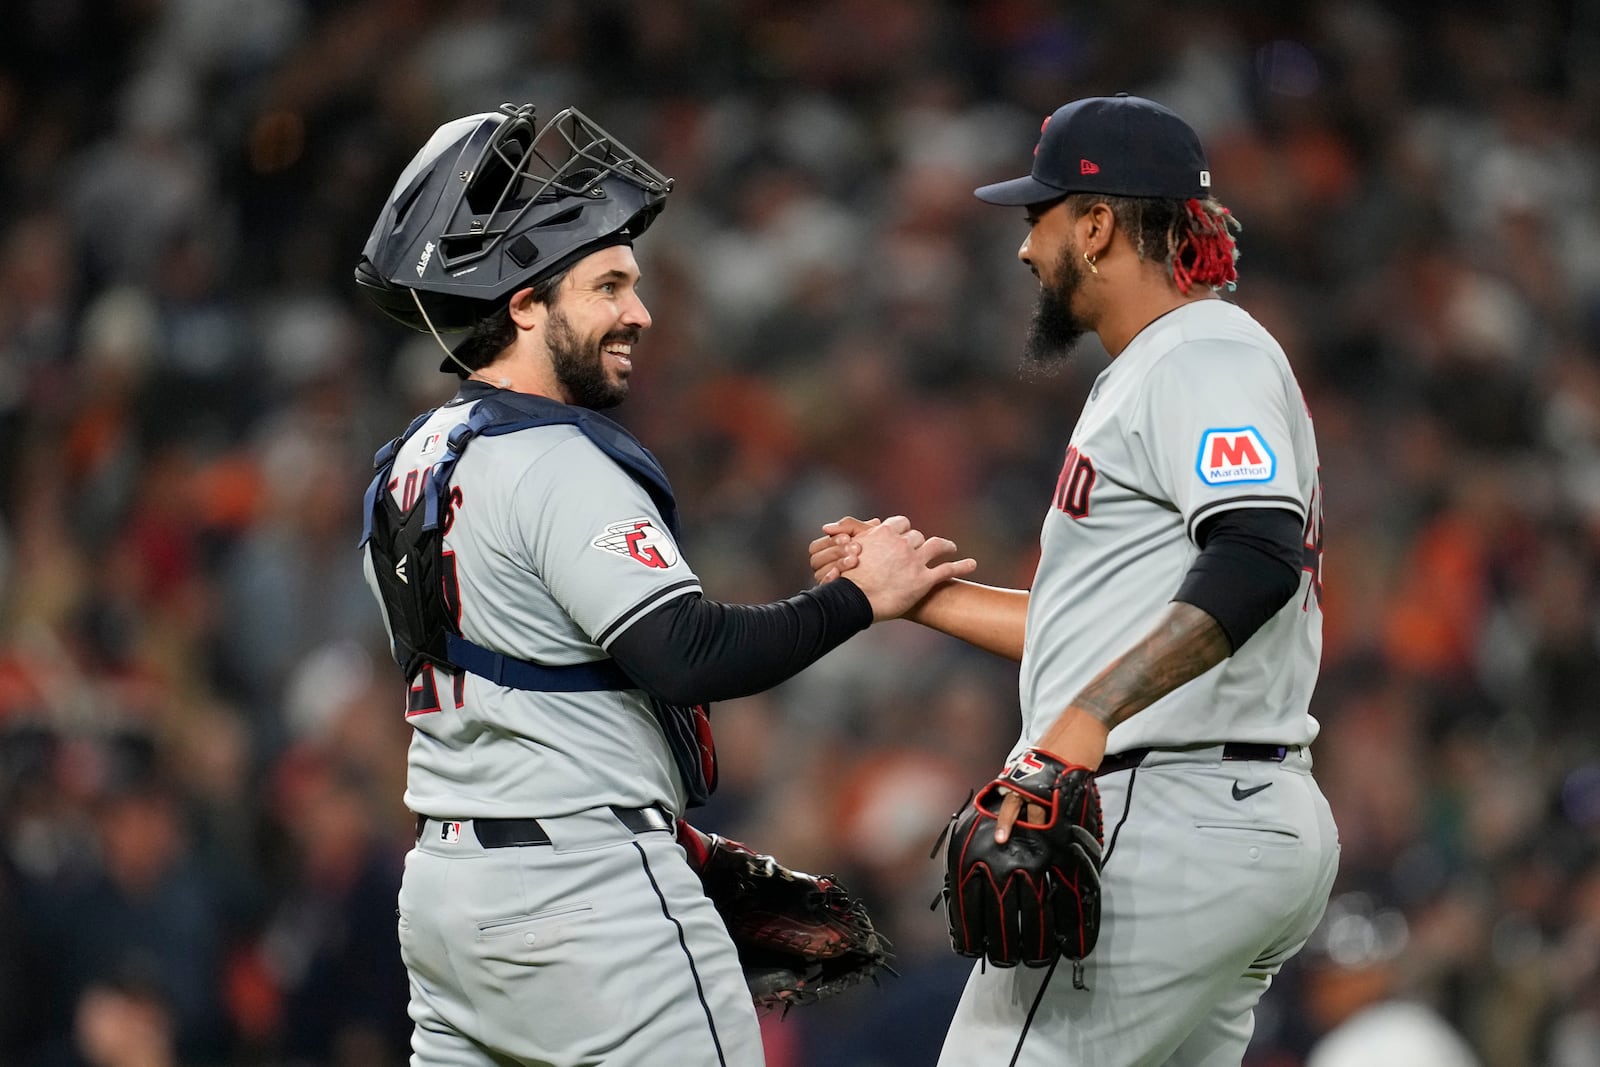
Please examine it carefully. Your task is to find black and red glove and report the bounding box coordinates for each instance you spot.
[679,822,891,1010]
[942,748,1104,967]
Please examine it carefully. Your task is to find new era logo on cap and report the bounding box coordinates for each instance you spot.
[1081,159,1100,174]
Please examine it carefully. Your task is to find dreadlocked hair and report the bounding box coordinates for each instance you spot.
[1062,194,1241,294]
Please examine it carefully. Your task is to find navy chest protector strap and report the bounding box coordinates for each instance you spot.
[359,388,715,804]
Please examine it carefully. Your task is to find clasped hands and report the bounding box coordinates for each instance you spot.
[807,515,974,621]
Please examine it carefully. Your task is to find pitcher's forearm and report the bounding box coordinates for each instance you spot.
[904,580,1029,661]
[1033,602,1231,765]
[1074,601,1231,729]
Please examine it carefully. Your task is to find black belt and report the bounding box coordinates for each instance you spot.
[1096,742,1297,777]
[414,805,674,847]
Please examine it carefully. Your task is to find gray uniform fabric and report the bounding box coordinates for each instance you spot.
[366,397,761,1067]
[372,398,701,821]
[1020,300,1323,755]
[943,300,1338,1067]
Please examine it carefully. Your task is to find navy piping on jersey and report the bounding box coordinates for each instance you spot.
[1185,494,1303,544]
[596,580,702,646]
[631,840,728,1066]
[1008,956,1060,1067]
[1006,766,1142,1065]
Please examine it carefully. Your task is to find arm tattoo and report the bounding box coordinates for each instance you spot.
[1072,602,1232,729]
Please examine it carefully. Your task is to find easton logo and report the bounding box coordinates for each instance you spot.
[415,241,435,277]
[1196,427,1275,485]
[592,518,680,570]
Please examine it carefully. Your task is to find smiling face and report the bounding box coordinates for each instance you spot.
[543,244,652,409]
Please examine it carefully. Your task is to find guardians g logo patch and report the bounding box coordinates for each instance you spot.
[592,517,680,570]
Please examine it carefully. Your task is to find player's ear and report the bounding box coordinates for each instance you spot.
[1081,202,1115,262]
[507,286,545,332]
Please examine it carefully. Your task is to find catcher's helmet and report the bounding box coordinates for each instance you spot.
[354,103,672,360]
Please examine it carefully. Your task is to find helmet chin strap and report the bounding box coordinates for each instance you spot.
[409,288,509,387]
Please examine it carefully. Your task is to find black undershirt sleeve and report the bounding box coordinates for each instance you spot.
[605,578,874,706]
[1172,507,1304,653]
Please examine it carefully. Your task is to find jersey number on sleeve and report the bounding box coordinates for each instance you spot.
[1301,474,1324,611]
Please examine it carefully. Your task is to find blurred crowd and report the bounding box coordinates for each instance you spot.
[1,1,1599,1064]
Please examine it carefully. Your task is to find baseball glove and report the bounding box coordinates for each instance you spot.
[942,748,1104,968]
[679,822,891,1011]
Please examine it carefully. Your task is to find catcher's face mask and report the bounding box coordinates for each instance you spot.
[355,104,673,340]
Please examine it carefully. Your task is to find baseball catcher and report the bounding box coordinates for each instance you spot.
[942,748,1104,970]
[678,821,892,1011]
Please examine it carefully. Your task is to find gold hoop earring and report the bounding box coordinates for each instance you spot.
[1084,251,1099,275]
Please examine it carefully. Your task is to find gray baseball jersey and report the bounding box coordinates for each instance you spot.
[363,396,701,819]
[941,299,1337,1067]
[1019,298,1324,754]
[369,394,766,1067]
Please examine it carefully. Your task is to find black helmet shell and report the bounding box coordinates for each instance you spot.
[355,104,672,337]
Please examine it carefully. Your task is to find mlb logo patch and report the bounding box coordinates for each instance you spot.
[1196,427,1276,485]
[419,432,443,456]
[440,821,462,843]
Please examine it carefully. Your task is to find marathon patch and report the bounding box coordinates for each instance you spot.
[1196,427,1276,485]
[592,517,681,570]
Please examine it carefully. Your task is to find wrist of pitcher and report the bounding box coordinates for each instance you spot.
[1031,706,1111,770]
[902,577,959,626]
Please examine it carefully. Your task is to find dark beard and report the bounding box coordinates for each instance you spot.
[1022,246,1091,373]
[547,308,634,410]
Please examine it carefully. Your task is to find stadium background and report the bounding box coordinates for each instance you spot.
[2,1,1598,1064]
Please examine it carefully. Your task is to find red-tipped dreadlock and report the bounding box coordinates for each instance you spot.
[1170,198,1240,294]
[1062,193,1243,294]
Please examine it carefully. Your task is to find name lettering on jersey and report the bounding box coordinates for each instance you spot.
[592,518,680,570]
[1053,445,1096,518]
[1196,427,1275,485]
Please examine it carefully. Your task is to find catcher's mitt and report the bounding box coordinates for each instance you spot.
[679,822,891,1011]
[942,747,1104,968]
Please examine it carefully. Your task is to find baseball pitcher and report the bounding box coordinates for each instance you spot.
[813,94,1340,1067]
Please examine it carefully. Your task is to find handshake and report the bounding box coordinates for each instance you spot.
[805,516,973,622]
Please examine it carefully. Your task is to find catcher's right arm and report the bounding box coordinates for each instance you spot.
[943,748,1104,968]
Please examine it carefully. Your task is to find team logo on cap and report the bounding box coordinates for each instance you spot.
[1196,427,1276,485]
[593,517,680,569]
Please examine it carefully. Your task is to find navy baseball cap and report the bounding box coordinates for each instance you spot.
[975,94,1211,206]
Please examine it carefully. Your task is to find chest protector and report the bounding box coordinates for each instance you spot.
[359,386,716,805]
